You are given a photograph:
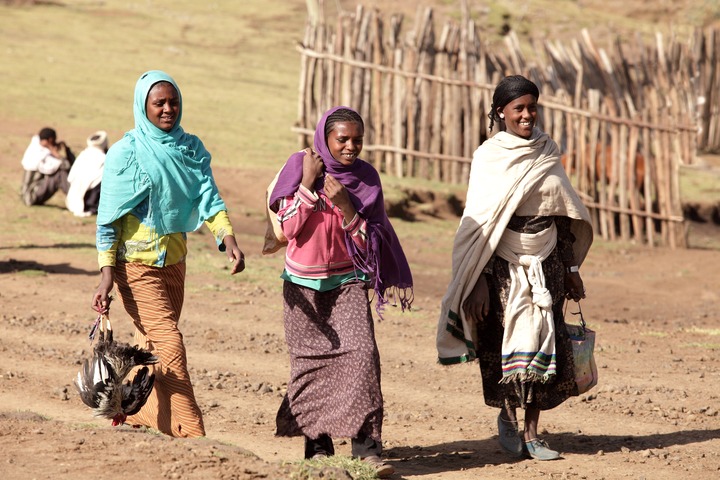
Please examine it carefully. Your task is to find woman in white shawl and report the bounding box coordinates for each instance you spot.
[436,76,593,461]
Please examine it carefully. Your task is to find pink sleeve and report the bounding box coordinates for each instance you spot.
[342,213,367,252]
[275,185,318,240]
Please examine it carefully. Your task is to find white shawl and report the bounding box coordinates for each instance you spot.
[437,128,592,365]
[66,145,105,217]
[496,224,557,382]
[21,135,64,175]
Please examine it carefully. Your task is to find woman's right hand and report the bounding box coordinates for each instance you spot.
[463,273,490,323]
[223,234,246,275]
[91,266,115,313]
[300,148,324,191]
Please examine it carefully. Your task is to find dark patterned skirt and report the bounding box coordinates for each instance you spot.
[477,220,579,411]
[275,280,383,442]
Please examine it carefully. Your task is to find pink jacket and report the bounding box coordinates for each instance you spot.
[277,185,367,278]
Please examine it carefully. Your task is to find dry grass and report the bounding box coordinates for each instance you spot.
[2,0,717,169]
[0,0,304,170]
[1,0,717,243]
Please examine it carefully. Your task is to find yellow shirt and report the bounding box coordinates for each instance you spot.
[97,209,233,269]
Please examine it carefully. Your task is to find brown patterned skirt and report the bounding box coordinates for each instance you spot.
[114,261,205,438]
[276,280,383,442]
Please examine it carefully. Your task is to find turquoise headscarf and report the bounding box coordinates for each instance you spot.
[97,70,226,235]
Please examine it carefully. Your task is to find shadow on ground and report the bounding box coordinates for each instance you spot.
[384,428,720,477]
[0,256,96,275]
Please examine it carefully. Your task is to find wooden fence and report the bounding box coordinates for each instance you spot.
[292,4,703,248]
[541,90,692,249]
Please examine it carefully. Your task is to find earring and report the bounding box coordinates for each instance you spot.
[499,113,505,119]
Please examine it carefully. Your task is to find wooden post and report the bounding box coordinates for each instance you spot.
[416,9,434,180]
[305,0,322,27]
[431,23,450,182]
[369,10,383,169]
[641,106,654,247]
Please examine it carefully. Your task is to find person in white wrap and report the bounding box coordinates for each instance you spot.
[436,75,593,461]
[66,131,108,216]
[20,127,74,206]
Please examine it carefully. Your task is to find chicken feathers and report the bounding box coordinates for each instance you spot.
[75,313,158,426]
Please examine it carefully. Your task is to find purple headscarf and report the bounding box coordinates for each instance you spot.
[270,106,413,315]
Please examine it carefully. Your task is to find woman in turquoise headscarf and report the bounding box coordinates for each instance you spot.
[91,70,245,438]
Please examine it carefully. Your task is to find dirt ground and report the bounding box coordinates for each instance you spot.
[2,2,720,480]
[2,129,720,480]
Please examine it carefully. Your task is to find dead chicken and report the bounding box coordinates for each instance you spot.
[75,312,158,426]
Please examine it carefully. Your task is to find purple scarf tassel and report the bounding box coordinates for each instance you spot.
[344,221,414,319]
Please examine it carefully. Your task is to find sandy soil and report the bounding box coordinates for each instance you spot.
[2,1,720,478]
[2,131,720,480]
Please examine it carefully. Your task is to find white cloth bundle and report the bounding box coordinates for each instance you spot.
[495,223,557,382]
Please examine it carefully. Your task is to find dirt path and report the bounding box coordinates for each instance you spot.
[2,141,720,479]
[2,1,719,475]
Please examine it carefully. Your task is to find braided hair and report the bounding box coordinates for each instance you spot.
[487,75,540,131]
[324,108,364,142]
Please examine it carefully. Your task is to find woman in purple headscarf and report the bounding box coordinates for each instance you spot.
[271,106,412,477]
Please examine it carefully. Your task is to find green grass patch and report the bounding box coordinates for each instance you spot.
[680,342,720,350]
[232,255,286,290]
[185,247,285,295]
[679,166,720,204]
[286,455,381,480]
[582,237,640,254]
[686,326,720,336]
[17,269,48,277]
[0,0,302,169]
[687,225,720,250]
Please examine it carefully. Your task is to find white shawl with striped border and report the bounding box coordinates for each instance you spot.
[436,128,593,365]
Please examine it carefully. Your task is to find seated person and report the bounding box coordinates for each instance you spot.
[66,131,108,217]
[20,127,75,206]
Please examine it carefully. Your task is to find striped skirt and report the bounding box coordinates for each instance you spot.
[275,280,383,442]
[114,261,205,438]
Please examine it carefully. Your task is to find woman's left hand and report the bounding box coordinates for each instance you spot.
[565,271,586,302]
[325,174,357,222]
[223,235,245,275]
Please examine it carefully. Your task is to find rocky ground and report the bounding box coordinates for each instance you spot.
[1,153,719,479]
[1,1,720,479]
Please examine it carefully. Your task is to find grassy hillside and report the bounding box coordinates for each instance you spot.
[1,0,717,210]
[0,0,305,171]
[3,0,718,167]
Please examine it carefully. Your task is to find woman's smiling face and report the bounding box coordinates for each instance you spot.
[499,94,537,139]
[327,121,364,166]
[145,81,180,132]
